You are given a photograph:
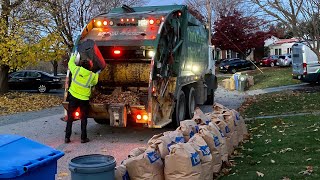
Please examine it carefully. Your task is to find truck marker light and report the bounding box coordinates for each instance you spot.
[103,21,108,25]
[109,21,114,26]
[127,18,129,22]
[178,12,182,16]
[143,115,148,121]
[149,19,155,25]
[121,18,124,22]
[132,18,135,22]
[156,19,161,24]
[97,21,102,27]
[114,50,121,55]
[161,16,165,21]
[137,114,142,120]
[75,111,80,119]
[151,35,156,39]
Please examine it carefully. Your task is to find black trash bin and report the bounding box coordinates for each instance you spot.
[69,154,116,180]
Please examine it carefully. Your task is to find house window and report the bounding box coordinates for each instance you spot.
[236,52,240,58]
[226,50,231,59]
[287,48,292,54]
[275,48,282,55]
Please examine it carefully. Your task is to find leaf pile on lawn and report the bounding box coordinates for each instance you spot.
[0,92,62,115]
[220,115,320,179]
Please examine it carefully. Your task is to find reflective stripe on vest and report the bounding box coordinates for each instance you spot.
[72,67,93,88]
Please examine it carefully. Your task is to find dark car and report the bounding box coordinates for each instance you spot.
[8,70,62,93]
[259,55,279,67]
[219,58,255,73]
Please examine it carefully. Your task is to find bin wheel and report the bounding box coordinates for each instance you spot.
[171,90,186,128]
[185,87,196,119]
[94,118,109,124]
[270,62,275,67]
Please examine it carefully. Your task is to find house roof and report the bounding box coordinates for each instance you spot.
[274,38,299,45]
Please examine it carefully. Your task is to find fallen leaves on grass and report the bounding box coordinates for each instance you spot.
[0,92,62,115]
[299,166,313,176]
[256,171,264,177]
[279,148,293,153]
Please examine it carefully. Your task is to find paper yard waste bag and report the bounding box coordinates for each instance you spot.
[222,111,238,148]
[115,164,130,180]
[165,143,201,180]
[147,133,172,159]
[126,147,164,180]
[193,107,212,125]
[163,130,185,144]
[198,126,222,173]
[128,147,146,158]
[189,134,213,180]
[231,109,243,143]
[207,122,228,162]
[213,103,229,114]
[240,116,249,140]
[178,120,199,141]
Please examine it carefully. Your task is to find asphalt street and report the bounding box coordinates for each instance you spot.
[0,86,245,179]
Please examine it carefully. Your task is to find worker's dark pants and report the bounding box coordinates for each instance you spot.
[65,94,89,140]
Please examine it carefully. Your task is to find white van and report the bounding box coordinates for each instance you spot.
[292,42,320,83]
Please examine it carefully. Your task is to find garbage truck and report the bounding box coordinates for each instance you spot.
[62,5,217,128]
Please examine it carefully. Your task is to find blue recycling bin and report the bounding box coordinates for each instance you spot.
[233,73,241,90]
[0,134,64,180]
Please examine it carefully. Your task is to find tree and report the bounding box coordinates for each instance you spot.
[212,11,272,58]
[0,0,67,94]
[252,0,320,61]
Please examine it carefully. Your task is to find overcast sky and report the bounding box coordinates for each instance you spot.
[147,0,184,6]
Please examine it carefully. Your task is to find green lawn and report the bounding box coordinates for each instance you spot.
[216,67,301,90]
[221,115,320,180]
[241,90,320,118]
[247,67,301,90]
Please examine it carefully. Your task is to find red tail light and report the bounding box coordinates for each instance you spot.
[74,110,80,119]
[136,114,142,120]
[303,63,307,75]
[114,50,121,55]
[149,19,155,25]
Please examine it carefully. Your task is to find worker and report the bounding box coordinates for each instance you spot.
[65,52,99,143]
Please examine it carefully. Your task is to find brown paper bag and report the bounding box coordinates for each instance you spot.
[115,165,130,180]
[222,111,239,147]
[198,126,222,173]
[128,147,146,158]
[231,109,243,143]
[147,133,172,159]
[163,130,185,143]
[213,103,229,114]
[193,107,212,125]
[126,146,164,180]
[189,134,213,180]
[165,143,201,180]
[226,137,234,156]
[207,122,228,162]
[177,120,199,141]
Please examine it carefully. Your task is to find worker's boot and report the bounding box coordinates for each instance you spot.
[81,138,90,143]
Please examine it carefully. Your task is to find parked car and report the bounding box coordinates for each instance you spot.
[8,70,62,93]
[278,54,292,66]
[259,55,279,67]
[219,58,255,73]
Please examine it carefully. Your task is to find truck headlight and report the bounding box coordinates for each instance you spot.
[147,50,155,58]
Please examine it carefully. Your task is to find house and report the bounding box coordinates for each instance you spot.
[268,38,299,55]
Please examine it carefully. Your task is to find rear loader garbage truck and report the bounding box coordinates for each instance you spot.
[63,5,217,128]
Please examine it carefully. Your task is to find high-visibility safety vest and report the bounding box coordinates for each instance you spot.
[68,54,99,100]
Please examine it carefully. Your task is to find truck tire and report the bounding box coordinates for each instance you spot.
[172,90,186,128]
[94,118,109,124]
[204,89,214,105]
[185,87,196,119]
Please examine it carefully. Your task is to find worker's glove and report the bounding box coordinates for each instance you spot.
[96,70,101,74]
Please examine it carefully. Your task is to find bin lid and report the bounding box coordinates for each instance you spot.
[0,134,64,178]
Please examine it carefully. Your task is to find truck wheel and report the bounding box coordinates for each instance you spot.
[185,87,196,119]
[94,118,109,124]
[270,62,275,67]
[172,90,186,127]
[204,89,214,105]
